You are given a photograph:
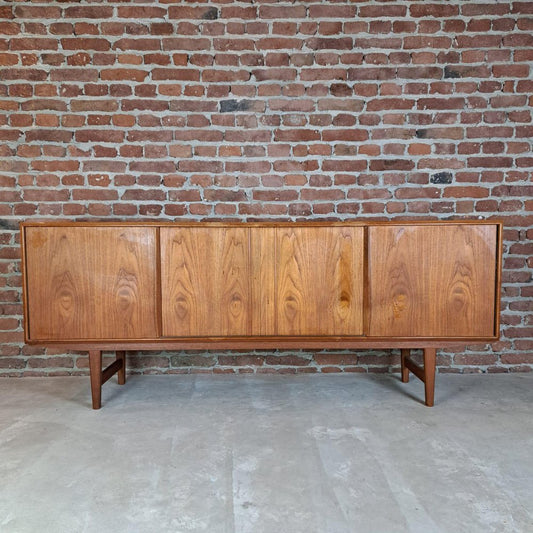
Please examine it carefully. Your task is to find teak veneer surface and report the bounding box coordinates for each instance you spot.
[276,226,364,336]
[21,220,501,344]
[25,226,158,341]
[161,227,252,337]
[368,224,497,338]
[161,226,364,337]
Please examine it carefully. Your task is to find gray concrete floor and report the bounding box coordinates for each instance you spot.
[0,374,532,533]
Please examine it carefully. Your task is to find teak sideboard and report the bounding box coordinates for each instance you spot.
[20,220,503,409]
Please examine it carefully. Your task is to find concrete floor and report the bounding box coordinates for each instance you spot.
[0,374,532,533]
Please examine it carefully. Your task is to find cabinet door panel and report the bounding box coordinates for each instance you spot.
[277,227,364,336]
[161,227,251,337]
[25,227,158,340]
[368,224,497,337]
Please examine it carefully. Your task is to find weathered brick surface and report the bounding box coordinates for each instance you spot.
[0,1,531,376]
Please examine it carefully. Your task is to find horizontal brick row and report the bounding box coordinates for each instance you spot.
[0,348,525,378]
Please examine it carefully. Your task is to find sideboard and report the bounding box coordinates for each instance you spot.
[20,220,502,409]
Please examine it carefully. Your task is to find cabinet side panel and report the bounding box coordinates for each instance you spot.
[161,227,251,336]
[251,228,276,335]
[276,227,364,336]
[25,227,158,340]
[368,224,497,337]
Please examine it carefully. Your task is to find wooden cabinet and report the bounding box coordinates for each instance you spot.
[20,220,502,408]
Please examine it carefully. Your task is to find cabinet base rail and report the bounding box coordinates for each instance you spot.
[87,348,437,409]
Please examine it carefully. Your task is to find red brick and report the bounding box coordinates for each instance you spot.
[410,3,459,17]
[322,160,367,172]
[300,69,347,82]
[370,160,416,171]
[265,355,311,366]
[273,127,320,141]
[318,22,342,36]
[0,6,13,18]
[404,36,452,49]
[493,64,530,78]
[306,37,353,50]
[220,6,257,19]
[256,38,303,50]
[118,6,166,18]
[455,35,502,48]
[168,6,219,19]
[468,157,513,168]
[10,38,58,50]
[163,38,210,51]
[122,99,169,112]
[50,69,98,82]
[75,130,124,143]
[14,5,60,18]
[74,22,99,35]
[64,6,114,18]
[143,53,171,65]
[348,67,396,81]
[0,358,26,369]
[26,129,73,142]
[308,5,356,18]
[101,69,149,82]
[114,38,161,51]
[443,187,490,198]
[322,129,368,142]
[0,22,20,35]
[70,100,118,112]
[359,5,406,17]
[61,38,110,51]
[418,97,465,110]
[503,34,533,47]
[203,69,250,82]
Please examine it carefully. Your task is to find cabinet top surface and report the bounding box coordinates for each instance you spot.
[20,219,503,228]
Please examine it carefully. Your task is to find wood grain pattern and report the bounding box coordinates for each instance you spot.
[423,348,436,407]
[251,227,276,335]
[25,227,158,340]
[22,221,502,345]
[276,227,364,336]
[88,349,102,409]
[161,227,251,336]
[368,224,498,337]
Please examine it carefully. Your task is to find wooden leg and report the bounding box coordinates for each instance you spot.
[88,350,127,409]
[400,349,410,383]
[116,351,126,385]
[400,348,438,407]
[88,350,102,410]
[423,348,436,407]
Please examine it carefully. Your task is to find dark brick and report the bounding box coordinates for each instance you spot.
[202,7,219,20]
[430,172,454,184]
[444,66,461,78]
[219,99,253,113]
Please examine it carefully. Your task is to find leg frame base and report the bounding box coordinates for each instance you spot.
[400,348,436,407]
[88,350,127,409]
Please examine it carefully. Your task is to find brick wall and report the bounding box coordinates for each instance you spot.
[0,1,531,377]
